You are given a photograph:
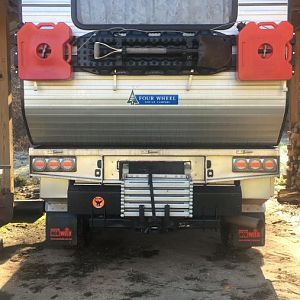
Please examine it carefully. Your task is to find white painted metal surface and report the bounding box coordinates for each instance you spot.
[23,72,287,147]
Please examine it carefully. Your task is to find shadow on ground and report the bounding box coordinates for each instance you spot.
[0,229,278,300]
[10,214,42,225]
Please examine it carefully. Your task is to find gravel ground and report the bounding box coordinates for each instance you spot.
[0,198,299,300]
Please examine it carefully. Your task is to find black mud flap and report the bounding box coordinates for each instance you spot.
[221,213,265,249]
[46,212,77,246]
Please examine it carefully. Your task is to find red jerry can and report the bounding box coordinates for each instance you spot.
[238,21,293,81]
[17,22,72,80]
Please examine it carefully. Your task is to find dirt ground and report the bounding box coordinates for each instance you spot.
[0,198,299,300]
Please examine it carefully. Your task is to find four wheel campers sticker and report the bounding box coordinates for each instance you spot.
[128,90,179,105]
[92,196,105,209]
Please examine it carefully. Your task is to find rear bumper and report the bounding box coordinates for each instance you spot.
[68,182,242,218]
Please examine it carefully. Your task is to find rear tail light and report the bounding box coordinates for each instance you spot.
[31,157,77,172]
[233,157,278,173]
[263,158,277,172]
[32,158,47,172]
[61,158,76,171]
[47,158,61,171]
[249,159,261,171]
[233,158,248,171]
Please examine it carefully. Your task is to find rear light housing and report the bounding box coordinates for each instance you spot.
[263,158,277,172]
[233,158,248,171]
[31,157,76,172]
[47,158,61,171]
[32,158,47,172]
[233,157,278,173]
[249,158,262,171]
[61,158,76,171]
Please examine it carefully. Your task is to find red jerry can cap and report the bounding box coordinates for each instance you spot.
[237,21,293,81]
[17,22,72,81]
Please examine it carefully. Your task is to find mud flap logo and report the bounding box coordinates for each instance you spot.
[50,227,72,241]
[239,229,261,242]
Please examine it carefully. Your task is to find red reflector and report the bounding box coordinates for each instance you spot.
[237,161,246,168]
[32,158,46,172]
[263,159,277,171]
[61,158,75,171]
[249,159,261,171]
[234,159,248,171]
[35,161,45,167]
[47,158,61,171]
[63,161,72,167]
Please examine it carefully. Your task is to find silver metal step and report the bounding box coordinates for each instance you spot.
[121,174,193,218]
